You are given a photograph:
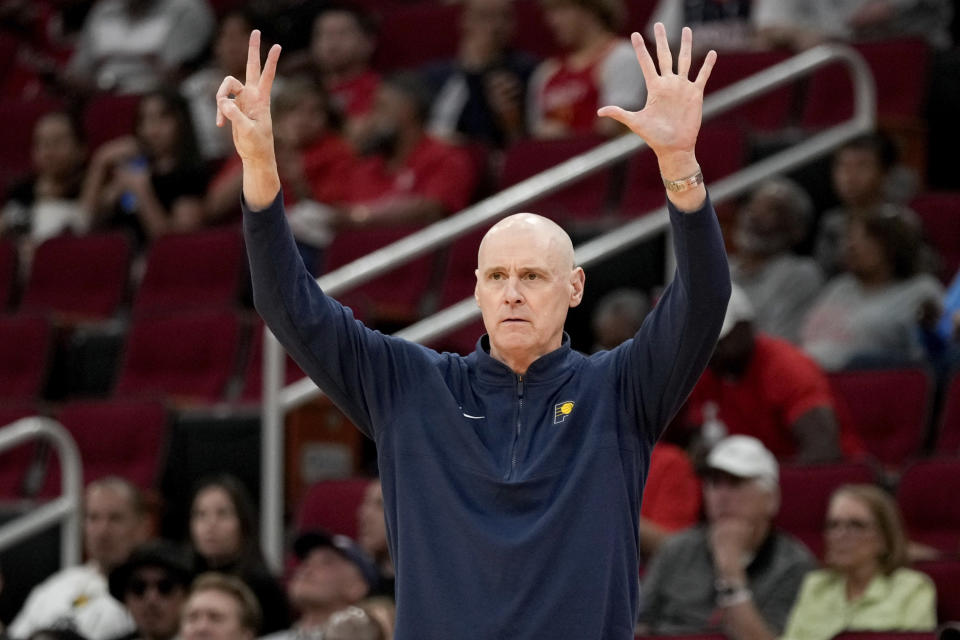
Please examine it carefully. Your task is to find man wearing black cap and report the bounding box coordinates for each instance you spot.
[108,541,194,640]
[261,531,379,640]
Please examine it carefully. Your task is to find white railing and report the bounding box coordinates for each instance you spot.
[259,43,877,569]
[0,417,83,567]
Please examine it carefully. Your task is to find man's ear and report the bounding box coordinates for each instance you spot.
[569,267,586,308]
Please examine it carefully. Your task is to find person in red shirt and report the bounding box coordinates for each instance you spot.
[340,72,479,227]
[641,442,702,556]
[310,4,381,147]
[529,0,645,138]
[683,284,853,463]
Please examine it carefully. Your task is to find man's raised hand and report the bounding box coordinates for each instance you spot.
[216,30,281,166]
[216,30,282,208]
[598,24,715,171]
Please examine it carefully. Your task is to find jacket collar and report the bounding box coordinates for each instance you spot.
[472,332,577,384]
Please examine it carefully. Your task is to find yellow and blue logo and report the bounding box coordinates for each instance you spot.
[554,401,575,424]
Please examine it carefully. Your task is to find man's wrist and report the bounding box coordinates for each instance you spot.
[657,150,700,182]
[715,577,752,608]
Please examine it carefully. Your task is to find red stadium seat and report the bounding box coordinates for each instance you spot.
[0,314,52,401]
[827,368,932,468]
[0,96,63,190]
[935,371,960,455]
[133,227,244,316]
[42,399,168,495]
[500,135,613,223]
[621,125,745,215]
[0,238,16,311]
[897,458,960,554]
[910,191,960,283]
[913,559,960,623]
[801,39,930,129]
[702,49,796,132]
[513,0,561,58]
[21,232,132,320]
[774,461,877,559]
[0,404,43,500]
[296,477,373,540]
[374,2,462,71]
[83,93,141,153]
[113,310,243,403]
[323,227,440,324]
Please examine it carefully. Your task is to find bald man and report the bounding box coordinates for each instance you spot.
[222,23,729,640]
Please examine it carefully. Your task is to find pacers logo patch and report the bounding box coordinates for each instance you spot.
[554,401,575,424]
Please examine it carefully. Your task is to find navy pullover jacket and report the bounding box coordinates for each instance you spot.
[244,191,730,639]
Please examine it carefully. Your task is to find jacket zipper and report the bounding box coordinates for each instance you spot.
[507,374,524,480]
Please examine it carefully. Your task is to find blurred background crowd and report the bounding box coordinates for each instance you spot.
[1,0,960,638]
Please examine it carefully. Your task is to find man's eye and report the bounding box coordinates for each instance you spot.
[526,273,538,280]
[490,273,502,280]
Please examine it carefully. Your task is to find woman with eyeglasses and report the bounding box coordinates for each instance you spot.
[781,484,936,639]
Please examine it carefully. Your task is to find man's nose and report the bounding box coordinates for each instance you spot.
[503,277,523,303]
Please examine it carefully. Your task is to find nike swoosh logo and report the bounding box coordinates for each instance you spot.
[462,413,485,419]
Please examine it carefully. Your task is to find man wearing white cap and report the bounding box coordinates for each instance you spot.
[638,435,815,639]
[681,284,848,463]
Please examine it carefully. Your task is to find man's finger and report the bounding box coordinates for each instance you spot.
[218,96,250,127]
[694,49,718,90]
[216,75,245,127]
[653,22,673,75]
[246,29,262,85]
[596,105,631,125]
[677,26,692,79]
[629,32,658,87]
[259,43,282,94]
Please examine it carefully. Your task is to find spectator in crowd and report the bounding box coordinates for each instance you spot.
[107,540,193,640]
[589,288,701,555]
[781,485,936,639]
[753,0,953,51]
[261,531,380,640]
[731,179,824,344]
[187,476,290,635]
[424,0,538,148]
[80,89,208,244]
[206,77,353,271]
[801,206,944,371]
[528,0,645,138]
[590,288,650,353]
[308,4,380,147]
[180,573,260,640]
[682,285,846,463]
[814,133,908,278]
[9,477,149,639]
[62,0,215,95]
[647,0,757,53]
[356,597,396,640]
[638,435,817,637]
[1,111,89,258]
[322,606,384,640]
[338,72,479,227]
[181,8,257,162]
[356,479,395,596]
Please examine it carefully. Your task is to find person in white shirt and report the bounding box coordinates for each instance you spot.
[8,477,150,640]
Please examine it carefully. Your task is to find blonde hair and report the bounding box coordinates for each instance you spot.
[189,572,262,634]
[831,484,908,574]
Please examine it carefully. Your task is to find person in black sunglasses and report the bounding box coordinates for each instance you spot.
[108,541,194,640]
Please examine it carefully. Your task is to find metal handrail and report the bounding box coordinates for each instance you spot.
[0,418,83,567]
[259,43,876,569]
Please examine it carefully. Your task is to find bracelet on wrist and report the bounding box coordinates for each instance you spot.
[662,167,704,193]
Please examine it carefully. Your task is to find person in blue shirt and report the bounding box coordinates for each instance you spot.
[216,23,730,640]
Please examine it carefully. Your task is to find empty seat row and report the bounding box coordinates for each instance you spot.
[0,225,245,319]
[0,399,167,500]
